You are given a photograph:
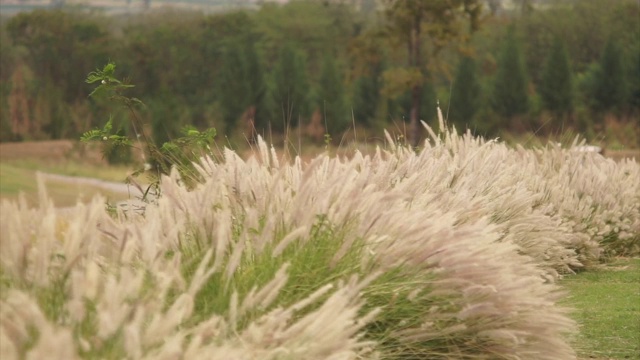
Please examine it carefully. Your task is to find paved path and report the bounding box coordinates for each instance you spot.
[38,172,153,216]
[38,171,146,197]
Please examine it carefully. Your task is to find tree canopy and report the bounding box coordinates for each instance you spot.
[1,0,637,144]
[492,27,529,120]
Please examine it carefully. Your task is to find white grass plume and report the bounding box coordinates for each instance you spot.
[2,126,638,359]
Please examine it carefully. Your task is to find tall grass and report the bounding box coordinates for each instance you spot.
[1,111,638,359]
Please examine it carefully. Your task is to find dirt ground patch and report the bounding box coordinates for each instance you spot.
[604,149,640,162]
[0,139,111,164]
[0,140,76,161]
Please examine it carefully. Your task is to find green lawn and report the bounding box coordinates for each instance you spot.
[2,158,134,183]
[0,161,133,207]
[561,258,640,359]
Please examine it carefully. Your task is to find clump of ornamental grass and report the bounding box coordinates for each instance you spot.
[380,122,584,278]
[0,193,379,360]
[2,110,638,359]
[412,110,639,266]
[526,142,640,260]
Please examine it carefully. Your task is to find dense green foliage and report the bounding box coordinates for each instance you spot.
[317,54,349,134]
[381,0,482,146]
[492,28,529,121]
[0,0,638,144]
[540,37,573,116]
[590,38,628,113]
[449,56,481,129]
[269,43,310,132]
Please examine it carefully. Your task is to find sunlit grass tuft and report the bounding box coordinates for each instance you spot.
[1,119,638,359]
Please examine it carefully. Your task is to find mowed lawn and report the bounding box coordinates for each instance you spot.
[561,258,640,359]
[0,162,135,207]
[0,140,138,207]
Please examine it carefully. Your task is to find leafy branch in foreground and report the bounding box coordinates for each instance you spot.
[82,61,217,194]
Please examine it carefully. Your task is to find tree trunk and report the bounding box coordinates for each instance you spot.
[409,14,422,148]
[409,84,421,148]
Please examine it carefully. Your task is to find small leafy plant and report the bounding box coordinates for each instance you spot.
[82,62,217,194]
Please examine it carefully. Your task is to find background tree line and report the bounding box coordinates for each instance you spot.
[0,0,638,148]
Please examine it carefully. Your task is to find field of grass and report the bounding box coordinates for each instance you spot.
[0,142,143,207]
[0,162,132,207]
[0,129,638,359]
[562,258,640,360]
[2,158,134,183]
